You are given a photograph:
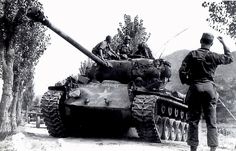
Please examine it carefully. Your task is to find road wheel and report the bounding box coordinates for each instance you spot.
[161,117,171,140]
[182,122,188,142]
[175,121,182,141]
[169,119,176,141]
[155,115,163,137]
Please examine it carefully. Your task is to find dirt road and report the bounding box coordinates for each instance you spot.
[0,123,236,151]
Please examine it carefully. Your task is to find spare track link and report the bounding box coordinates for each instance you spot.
[132,95,161,143]
[41,90,67,137]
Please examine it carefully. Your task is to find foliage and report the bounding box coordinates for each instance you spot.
[202,1,236,39]
[13,15,50,94]
[22,81,35,111]
[111,14,151,53]
[1,0,49,82]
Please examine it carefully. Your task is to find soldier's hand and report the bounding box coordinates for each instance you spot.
[106,61,113,68]
[217,36,224,43]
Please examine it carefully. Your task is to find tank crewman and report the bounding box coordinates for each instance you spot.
[132,42,155,59]
[144,59,171,90]
[158,59,171,83]
[92,35,120,60]
[179,33,233,151]
[116,35,132,59]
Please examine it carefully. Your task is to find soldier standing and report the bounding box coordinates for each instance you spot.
[179,33,233,151]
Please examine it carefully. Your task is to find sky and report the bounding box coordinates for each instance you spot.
[32,0,236,95]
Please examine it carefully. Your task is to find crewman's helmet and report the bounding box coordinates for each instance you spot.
[106,35,112,43]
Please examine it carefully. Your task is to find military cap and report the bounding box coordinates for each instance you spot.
[201,32,214,43]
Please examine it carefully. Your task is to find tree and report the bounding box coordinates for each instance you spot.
[0,0,23,139]
[0,0,49,139]
[202,1,236,40]
[111,14,151,53]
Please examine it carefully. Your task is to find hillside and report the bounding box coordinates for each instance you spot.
[216,51,236,80]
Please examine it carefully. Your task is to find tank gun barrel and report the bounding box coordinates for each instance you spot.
[26,8,108,67]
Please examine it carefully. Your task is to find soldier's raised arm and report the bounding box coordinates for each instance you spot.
[213,36,233,65]
[217,36,233,57]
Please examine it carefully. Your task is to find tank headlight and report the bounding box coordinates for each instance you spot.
[84,98,90,104]
[104,98,111,106]
[69,89,81,98]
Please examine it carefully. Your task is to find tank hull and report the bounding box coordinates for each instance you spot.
[61,81,133,136]
[65,81,131,108]
[64,105,133,136]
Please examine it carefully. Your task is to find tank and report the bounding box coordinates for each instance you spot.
[27,8,188,142]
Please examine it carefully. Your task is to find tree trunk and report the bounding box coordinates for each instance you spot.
[16,88,24,126]
[11,77,20,130]
[10,87,18,131]
[0,47,14,140]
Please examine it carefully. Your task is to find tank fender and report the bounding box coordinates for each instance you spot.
[48,86,66,91]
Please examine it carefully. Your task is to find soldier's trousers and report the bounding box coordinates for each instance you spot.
[186,81,218,147]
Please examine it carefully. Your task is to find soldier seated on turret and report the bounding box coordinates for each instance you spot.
[116,36,132,60]
[92,35,120,60]
[132,42,154,59]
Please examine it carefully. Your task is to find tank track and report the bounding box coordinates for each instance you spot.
[132,95,161,142]
[41,90,67,137]
[132,95,188,143]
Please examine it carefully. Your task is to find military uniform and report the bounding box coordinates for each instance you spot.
[179,33,233,151]
[116,36,132,59]
[92,40,112,60]
[117,43,132,59]
[141,59,171,91]
[133,43,154,59]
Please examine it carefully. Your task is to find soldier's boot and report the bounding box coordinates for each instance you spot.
[210,147,217,151]
[190,146,197,151]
